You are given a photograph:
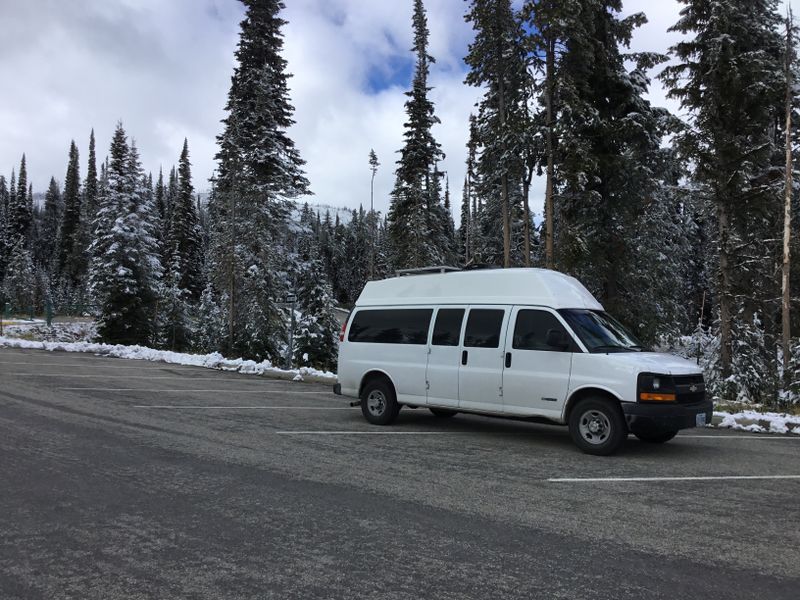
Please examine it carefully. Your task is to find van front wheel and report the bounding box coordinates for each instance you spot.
[361,379,400,426]
[568,397,627,456]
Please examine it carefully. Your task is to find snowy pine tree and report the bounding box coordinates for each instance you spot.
[465,0,530,268]
[161,139,204,350]
[661,0,785,383]
[291,207,338,370]
[387,0,452,269]
[37,177,62,272]
[206,0,311,360]
[56,141,81,281]
[89,124,162,345]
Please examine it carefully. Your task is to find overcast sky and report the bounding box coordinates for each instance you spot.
[1,0,797,219]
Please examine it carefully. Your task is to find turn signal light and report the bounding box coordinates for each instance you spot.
[339,321,347,342]
[639,392,676,402]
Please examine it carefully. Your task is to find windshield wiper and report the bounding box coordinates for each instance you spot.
[591,344,637,353]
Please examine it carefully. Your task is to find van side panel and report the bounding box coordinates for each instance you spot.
[337,306,432,404]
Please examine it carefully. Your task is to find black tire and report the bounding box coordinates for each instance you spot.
[568,397,627,456]
[635,430,679,444]
[429,408,457,418]
[360,378,400,426]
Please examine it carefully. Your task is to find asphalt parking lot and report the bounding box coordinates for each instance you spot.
[1,347,799,599]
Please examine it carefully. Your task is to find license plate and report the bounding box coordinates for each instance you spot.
[696,413,707,427]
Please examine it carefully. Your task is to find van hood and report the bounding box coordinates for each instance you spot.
[596,351,702,376]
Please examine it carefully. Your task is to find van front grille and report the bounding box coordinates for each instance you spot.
[673,374,706,404]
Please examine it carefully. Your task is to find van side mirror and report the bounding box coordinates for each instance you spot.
[546,329,570,351]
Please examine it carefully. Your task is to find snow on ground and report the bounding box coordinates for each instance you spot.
[0,336,337,384]
[2,321,97,343]
[713,410,800,435]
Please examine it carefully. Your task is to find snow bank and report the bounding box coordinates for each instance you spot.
[714,410,800,435]
[0,336,337,383]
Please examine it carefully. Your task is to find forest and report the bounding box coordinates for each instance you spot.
[0,0,797,406]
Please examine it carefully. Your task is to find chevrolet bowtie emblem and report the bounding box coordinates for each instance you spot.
[689,384,698,393]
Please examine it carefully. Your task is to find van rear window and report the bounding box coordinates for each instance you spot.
[348,309,433,344]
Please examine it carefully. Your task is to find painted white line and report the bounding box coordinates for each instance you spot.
[16,374,286,381]
[60,388,331,394]
[548,475,800,483]
[678,435,800,440]
[134,405,353,410]
[0,361,153,369]
[275,431,498,435]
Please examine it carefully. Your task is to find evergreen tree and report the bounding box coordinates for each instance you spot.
[387,0,451,269]
[166,139,204,299]
[37,177,62,271]
[155,167,168,248]
[57,141,81,279]
[161,139,204,350]
[545,2,688,341]
[292,206,339,370]
[293,253,338,371]
[464,0,529,267]
[661,0,785,378]
[89,124,162,345]
[207,0,311,361]
[7,155,32,248]
[0,175,8,282]
[3,242,34,312]
[71,130,98,289]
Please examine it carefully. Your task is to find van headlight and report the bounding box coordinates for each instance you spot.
[637,373,676,402]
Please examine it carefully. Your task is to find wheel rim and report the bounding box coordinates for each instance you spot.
[578,409,611,445]
[366,390,386,416]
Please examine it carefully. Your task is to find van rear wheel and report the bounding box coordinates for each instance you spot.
[361,379,400,425]
[568,397,627,456]
[429,408,457,418]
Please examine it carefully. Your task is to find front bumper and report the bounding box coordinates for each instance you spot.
[621,400,713,434]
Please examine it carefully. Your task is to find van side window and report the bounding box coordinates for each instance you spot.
[432,309,465,346]
[464,309,504,348]
[348,309,433,344]
[513,310,570,351]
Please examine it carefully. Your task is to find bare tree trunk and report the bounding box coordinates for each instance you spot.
[498,76,511,268]
[782,9,794,385]
[522,166,532,267]
[227,183,236,355]
[465,172,471,265]
[544,32,555,270]
[718,202,732,380]
[369,171,375,280]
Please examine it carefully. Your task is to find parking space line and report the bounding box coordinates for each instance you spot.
[547,475,800,483]
[134,405,353,410]
[274,431,516,435]
[15,374,286,381]
[0,362,154,369]
[678,435,800,440]
[60,388,332,394]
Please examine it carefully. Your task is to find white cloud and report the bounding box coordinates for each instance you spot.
[1,0,797,225]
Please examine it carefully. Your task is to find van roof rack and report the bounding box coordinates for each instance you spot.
[395,265,461,277]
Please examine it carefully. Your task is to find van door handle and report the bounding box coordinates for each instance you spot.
[505,352,512,368]
[461,350,468,365]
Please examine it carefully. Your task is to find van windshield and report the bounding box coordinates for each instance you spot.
[557,309,645,353]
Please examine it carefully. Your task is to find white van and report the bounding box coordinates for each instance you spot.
[334,268,711,455]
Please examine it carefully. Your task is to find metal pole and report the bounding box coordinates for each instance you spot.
[287,297,296,370]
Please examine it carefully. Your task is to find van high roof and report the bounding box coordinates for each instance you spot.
[356,268,604,310]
